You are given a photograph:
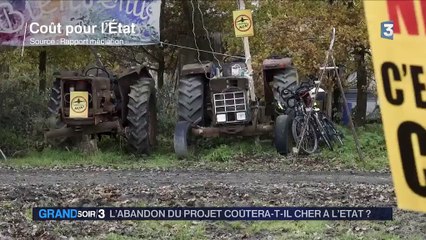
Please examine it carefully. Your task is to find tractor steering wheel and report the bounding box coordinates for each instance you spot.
[84,67,110,78]
[223,55,245,63]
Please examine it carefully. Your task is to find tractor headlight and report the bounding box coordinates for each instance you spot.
[236,112,246,121]
[217,114,226,123]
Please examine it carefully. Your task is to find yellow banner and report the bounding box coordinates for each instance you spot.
[364,0,426,212]
[233,9,254,37]
[69,91,89,118]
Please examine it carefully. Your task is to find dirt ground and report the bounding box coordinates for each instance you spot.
[0,168,424,239]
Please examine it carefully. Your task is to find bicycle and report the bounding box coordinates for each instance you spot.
[278,83,318,154]
[310,103,334,151]
[278,81,344,153]
[321,113,344,146]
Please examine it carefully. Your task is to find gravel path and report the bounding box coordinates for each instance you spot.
[1,169,424,240]
[0,169,391,186]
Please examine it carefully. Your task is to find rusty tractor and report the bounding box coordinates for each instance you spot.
[45,65,157,154]
[173,56,299,157]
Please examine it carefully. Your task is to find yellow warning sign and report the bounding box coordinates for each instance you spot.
[364,0,426,212]
[70,91,88,118]
[233,9,254,37]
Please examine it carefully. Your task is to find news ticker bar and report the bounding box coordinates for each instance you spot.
[33,207,393,221]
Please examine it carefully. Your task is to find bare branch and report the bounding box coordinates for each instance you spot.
[139,46,161,62]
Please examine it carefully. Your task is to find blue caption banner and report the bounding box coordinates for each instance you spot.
[33,207,393,221]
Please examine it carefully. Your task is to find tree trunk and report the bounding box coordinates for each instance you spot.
[157,56,165,89]
[0,64,9,80]
[179,0,209,64]
[157,0,165,89]
[326,86,333,118]
[354,49,367,126]
[333,88,341,122]
[39,49,47,92]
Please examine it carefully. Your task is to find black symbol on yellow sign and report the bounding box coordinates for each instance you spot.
[235,14,252,32]
[71,96,88,113]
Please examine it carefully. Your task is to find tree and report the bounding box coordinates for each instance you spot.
[218,0,370,124]
[38,49,47,92]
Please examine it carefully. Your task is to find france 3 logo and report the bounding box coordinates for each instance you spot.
[381,21,394,40]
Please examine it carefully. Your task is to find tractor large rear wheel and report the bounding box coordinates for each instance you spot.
[45,79,73,146]
[126,78,157,154]
[177,75,205,125]
[272,67,298,110]
[47,78,61,115]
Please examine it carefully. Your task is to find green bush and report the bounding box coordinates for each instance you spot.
[0,77,48,155]
[156,82,177,136]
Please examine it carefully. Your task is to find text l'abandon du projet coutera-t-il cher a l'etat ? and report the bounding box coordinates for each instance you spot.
[29,21,137,36]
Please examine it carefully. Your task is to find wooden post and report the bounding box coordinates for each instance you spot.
[238,0,256,102]
[331,54,363,161]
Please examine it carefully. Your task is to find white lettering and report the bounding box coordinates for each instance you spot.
[0,2,25,33]
[39,24,48,34]
[223,210,271,219]
[74,25,82,34]
[29,22,39,34]
[294,210,321,218]
[70,0,94,12]
[99,0,117,9]
[38,0,57,15]
[29,38,56,45]
[65,25,73,36]
[101,21,136,35]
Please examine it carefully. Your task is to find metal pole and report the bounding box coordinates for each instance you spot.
[238,0,256,102]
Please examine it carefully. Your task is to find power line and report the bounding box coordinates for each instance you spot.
[189,0,202,63]
[159,41,245,59]
[196,0,222,70]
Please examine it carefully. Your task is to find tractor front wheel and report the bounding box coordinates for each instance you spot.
[174,121,192,158]
[274,114,293,155]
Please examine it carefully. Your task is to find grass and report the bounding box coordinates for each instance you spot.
[0,124,390,171]
[92,219,420,240]
[319,124,389,171]
[90,221,207,240]
[0,135,279,170]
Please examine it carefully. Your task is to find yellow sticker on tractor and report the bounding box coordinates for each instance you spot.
[70,91,88,118]
[233,9,254,37]
[364,0,426,212]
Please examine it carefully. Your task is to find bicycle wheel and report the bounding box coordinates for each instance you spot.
[291,116,318,154]
[316,116,334,151]
[323,118,344,146]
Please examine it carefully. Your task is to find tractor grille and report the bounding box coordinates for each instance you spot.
[213,91,247,123]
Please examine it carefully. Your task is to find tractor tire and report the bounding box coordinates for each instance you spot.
[126,78,157,154]
[45,78,74,146]
[174,121,192,158]
[274,114,293,155]
[177,75,205,125]
[272,67,298,105]
[48,79,61,115]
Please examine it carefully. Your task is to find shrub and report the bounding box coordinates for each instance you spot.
[0,77,48,156]
[156,81,177,136]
